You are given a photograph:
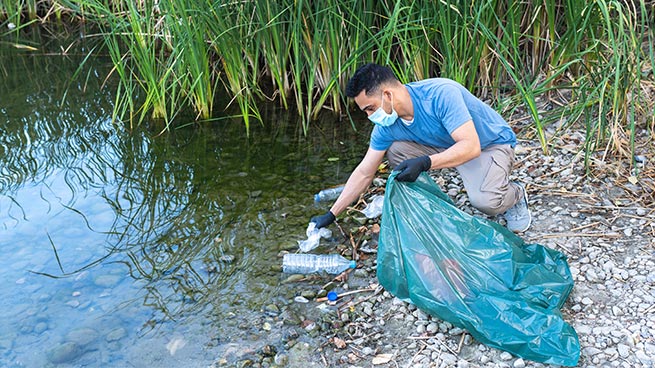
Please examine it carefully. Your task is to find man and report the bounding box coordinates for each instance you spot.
[311,63,531,233]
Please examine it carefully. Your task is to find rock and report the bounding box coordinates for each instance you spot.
[440,353,457,365]
[294,296,309,303]
[361,346,374,356]
[300,290,316,299]
[261,344,277,357]
[93,274,122,288]
[282,275,305,283]
[274,352,289,365]
[500,352,513,360]
[513,358,526,368]
[611,306,624,316]
[106,328,127,342]
[47,342,82,364]
[34,322,48,334]
[264,304,280,316]
[66,328,98,347]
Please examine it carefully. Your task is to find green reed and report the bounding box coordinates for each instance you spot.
[1,0,653,167]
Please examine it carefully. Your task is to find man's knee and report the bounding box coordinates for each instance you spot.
[468,192,505,216]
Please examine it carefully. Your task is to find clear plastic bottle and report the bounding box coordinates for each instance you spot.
[314,185,345,202]
[282,253,356,274]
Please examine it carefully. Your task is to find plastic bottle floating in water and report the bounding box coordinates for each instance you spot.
[282,253,356,274]
[314,185,345,202]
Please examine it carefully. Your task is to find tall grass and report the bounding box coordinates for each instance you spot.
[1,0,654,167]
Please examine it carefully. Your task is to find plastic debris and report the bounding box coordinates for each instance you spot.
[298,222,331,252]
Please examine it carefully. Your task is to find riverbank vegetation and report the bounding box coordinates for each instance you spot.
[1,0,653,169]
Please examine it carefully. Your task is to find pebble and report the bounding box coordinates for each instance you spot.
[47,342,82,364]
[294,296,309,303]
[66,328,98,347]
[106,328,126,342]
[500,352,513,360]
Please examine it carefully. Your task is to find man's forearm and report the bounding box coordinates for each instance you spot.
[329,170,375,217]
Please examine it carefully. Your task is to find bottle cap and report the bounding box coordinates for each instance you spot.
[327,291,338,301]
[349,260,357,269]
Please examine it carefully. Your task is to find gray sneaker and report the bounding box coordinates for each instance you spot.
[504,183,532,233]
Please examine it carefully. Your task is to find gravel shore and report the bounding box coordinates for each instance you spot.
[218,135,654,368]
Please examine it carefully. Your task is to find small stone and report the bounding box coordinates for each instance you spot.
[293,296,309,303]
[282,275,305,283]
[361,346,374,356]
[612,306,624,316]
[66,300,80,308]
[624,228,633,237]
[513,358,526,368]
[274,353,288,366]
[500,351,513,360]
[94,274,121,288]
[219,255,235,263]
[261,344,277,357]
[47,342,82,364]
[34,322,48,334]
[581,297,593,305]
[66,328,98,347]
[264,304,280,316]
[106,328,126,342]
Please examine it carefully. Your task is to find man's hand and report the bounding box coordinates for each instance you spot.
[395,155,431,182]
[311,211,336,228]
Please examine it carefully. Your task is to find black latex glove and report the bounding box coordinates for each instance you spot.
[395,155,431,182]
[311,211,336,228]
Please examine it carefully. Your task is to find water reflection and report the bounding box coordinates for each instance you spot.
[1,27,369,366]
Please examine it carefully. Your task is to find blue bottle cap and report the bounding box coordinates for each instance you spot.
[327,291,338,301]
[349,260,357,269]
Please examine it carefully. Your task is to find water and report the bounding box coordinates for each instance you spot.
[0,27,370,367]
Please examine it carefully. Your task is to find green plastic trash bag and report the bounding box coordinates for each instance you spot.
[377,172,580,366]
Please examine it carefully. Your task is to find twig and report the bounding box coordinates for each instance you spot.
[405,343,427,368]
[315,286,378,302]
[569,221,602,232]
[457,333,466,354]
[338,285,384,311]
[536,232,622,239]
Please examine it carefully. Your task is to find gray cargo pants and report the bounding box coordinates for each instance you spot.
[387,141,521,216]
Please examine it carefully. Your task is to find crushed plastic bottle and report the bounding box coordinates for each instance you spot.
[360,195,384,218]
[298,222,331,252]
[282,253,356,274]
[314,185,345,202]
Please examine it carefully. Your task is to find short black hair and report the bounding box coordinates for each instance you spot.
[345,63,398,98]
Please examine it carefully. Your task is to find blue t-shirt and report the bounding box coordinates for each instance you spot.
[369,78,516,151]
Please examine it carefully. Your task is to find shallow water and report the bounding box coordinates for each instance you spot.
[0,28,370,367]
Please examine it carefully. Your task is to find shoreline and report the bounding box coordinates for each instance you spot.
[219,137,654,367]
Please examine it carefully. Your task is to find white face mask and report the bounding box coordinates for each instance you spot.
[368,93,398,127]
